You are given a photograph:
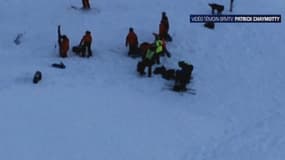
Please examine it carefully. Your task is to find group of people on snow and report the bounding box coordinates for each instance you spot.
[125,12,172,77]
[125,12,172,76]
[125,12,193,91]
[58,29,93,58]
[55,1,193,92]
[57,0,92,58]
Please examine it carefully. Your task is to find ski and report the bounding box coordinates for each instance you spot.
[51,62,66,69]
[162,87,196,95]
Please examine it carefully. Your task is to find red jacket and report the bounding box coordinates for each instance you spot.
[80,33,92,45]
[161,16,169,31]
[125,31,138,47]
[159,22,167,38]
[60,37,69,57]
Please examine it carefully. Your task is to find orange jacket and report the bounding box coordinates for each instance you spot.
[60,37,69,57]
[81,33,92,45]
[125,31,138,47]
[161,17,169,31]
[159,22,167,38]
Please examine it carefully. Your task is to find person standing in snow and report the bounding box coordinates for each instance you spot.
[59,35,70,58]
[159,12,172,41]
[159,21,168,41]
[154,38,163,64]
[137,46,156,77]
[57,25,69,58]
[82,0,90,9]
[125,27,139,57]
[139,42,152,59]
[80,31,93,57]
[161,12,169,33]
[152,33,171,64]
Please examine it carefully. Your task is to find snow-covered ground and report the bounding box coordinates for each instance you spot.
[0,0,285,159]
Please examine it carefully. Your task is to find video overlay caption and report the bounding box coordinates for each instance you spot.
[190,15,281,23]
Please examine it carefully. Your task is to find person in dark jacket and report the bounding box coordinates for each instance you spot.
[139,42,151,59]
[174,61,194,91]
[125,27,139,57]
[137,46,156,77]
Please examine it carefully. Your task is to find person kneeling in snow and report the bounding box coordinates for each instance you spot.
[173,61,194,91]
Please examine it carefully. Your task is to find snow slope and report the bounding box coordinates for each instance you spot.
[0,0,285,160]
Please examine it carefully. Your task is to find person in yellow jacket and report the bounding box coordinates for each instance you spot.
[152,33,171,64]
[154,39,164,64]
[137,46,156,77]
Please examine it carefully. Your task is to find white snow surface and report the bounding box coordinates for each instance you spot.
[0,0,285,159]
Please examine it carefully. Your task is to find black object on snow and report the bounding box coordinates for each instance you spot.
[204,21,215,29]
[33,71,42,84]
[52,62,66,69]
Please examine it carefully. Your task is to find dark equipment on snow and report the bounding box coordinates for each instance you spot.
[154,66,166,75]
[33,71,42,84]
[204,21,215,29]
[163,69,176,80]
[72,45,83,55]
[208,3,224,14]
[72,45,91,57]
[72,44,91,57]
[14,33,24,45]
[153,67,177,81]
[52,62,66,69]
